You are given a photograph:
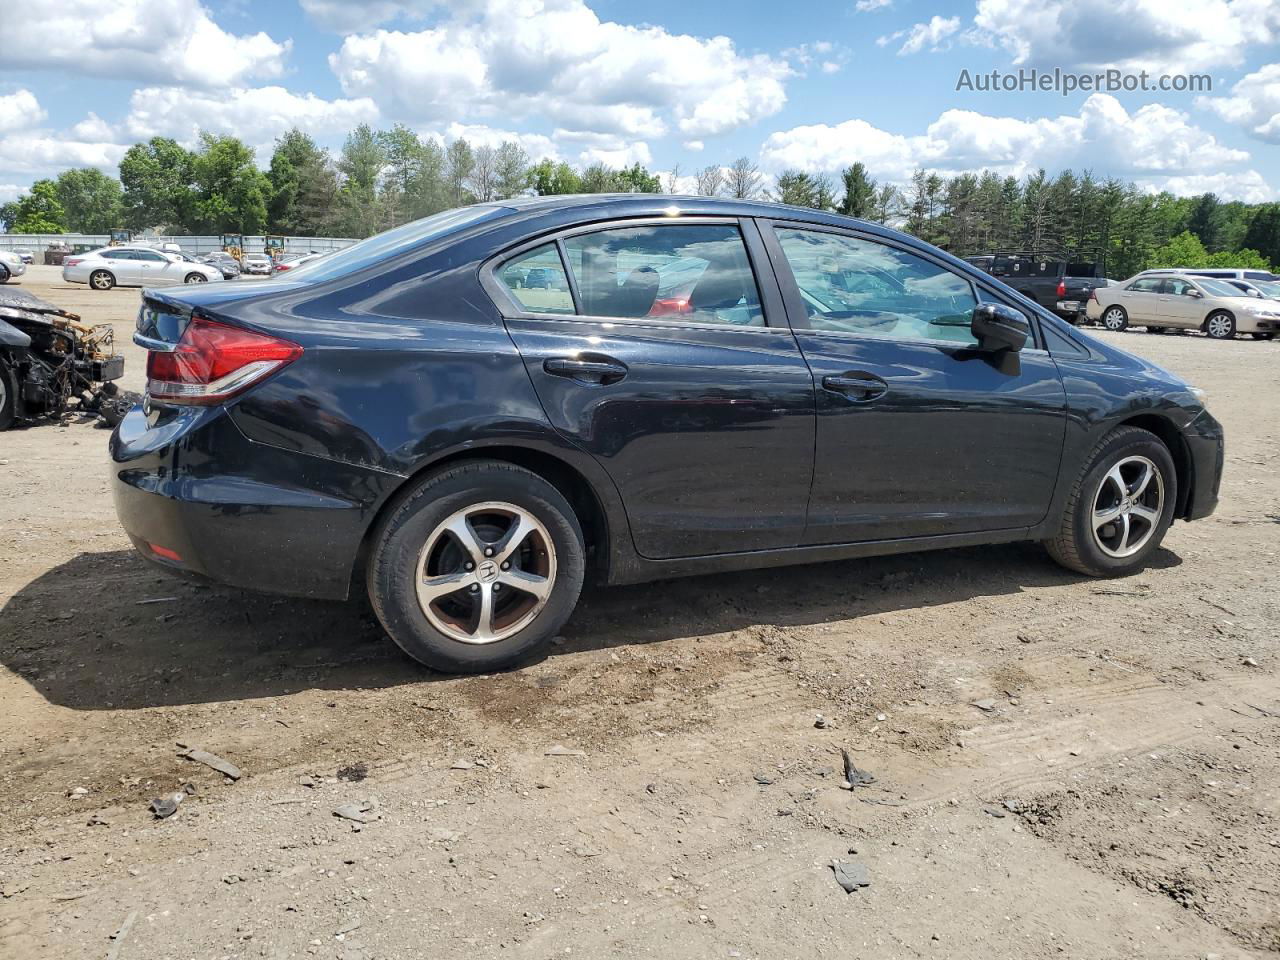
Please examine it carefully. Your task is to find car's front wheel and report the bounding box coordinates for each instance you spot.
[1044,426,1177,577]
[184,272,208,284]
[0,264,10,284]
[89,269,115,291]
[368,460,586,672]
[1101,306,1128,332]
[1204,311,1235,340]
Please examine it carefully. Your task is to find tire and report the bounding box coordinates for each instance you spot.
[0,356,16,430]
[1250,331,1275,341]
[367,460,586,673]
[184,272,208,284]
[1101,306,1128,332]
[0,264,10,284]
[89,269,115,291]
[1044,426,1177,578]
[1204,311,1235,340]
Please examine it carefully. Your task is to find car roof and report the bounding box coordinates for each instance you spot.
[480,193,876,226]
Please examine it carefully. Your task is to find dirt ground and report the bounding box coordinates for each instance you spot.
[1,264,1277,960]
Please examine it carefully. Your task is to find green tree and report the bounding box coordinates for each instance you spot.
[0,202,18,232]
[527,159,581,195]
[1186,193,1223,251]
[443,139,474,207]
[1149,230,1209,269]
[494,141,530,199]
[615,162,661,193]
[267,129,329,235]
[119,137,195,231]
[189,133,270,234]
[579,163,618,193]
[1243,204,1280,267]
[333,124,386,237]
[1204,248,1272,269]
[837,162,877,218]
[54,168,123,233]
[12,180,65,233]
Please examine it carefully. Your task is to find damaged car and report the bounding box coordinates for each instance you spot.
[0,288,131,430]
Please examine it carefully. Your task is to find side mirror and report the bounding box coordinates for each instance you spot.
[1188,289,1203,298]
[971,303,1030,352]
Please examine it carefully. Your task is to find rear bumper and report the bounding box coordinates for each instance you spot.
[1182,410,1223,521]
[110,403,399,599]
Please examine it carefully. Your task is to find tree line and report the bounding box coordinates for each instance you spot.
[2,124,1278,278]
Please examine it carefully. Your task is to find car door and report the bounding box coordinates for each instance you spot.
[1120,277,1164,322]
[489,218,816,560]
[100,249,139,284]
[133,249,176,285]
[1158,277,1205,328]
[760,220,1067,544]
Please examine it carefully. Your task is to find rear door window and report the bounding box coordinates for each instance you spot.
[562,223,763,326]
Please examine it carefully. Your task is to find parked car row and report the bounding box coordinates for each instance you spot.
[61,247,224,289]
[0,250,28,284]
[1087,269,1280,339]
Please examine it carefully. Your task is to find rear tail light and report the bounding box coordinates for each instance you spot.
[1088,287,1099,302]
[65,257,83,267]
[145,317,301,405]
[1056,280,1066,298]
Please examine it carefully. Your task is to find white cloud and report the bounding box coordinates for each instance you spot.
[0,90,46,134]
[70,112,115,142]
[123,86,380,161]
[758,94,1266,199]
[0,184,23,203]
[683,140,706,152]
[435,122,563,162]
[299,0,447,32]
[855,0,893,10]
[969,0,1280,72]
[329,0,791,140]
[578,142,653,169]
[880,16,961,55]
[0,135,128,179]
[1137,170,1277,203]
[1197,63,1280,143]
[0,0,290,87]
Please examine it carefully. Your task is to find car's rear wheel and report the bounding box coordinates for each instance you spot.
[1204,311,1235,340]
[89,269,115,291]
[0,357,16,430]
[368,460,585,673]
[0,264,10,284]
[1044,426,1176,577]
[1101,306,1128,332]
[1250,331,1275,341]
[184,272,208,284]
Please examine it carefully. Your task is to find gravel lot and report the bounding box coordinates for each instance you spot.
[1,265,1277,959]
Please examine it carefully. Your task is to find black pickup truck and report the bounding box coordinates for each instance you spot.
[963,254,1107,323]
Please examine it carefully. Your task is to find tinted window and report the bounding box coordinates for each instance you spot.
[1128,278,1162,292]
[136,251,167,262]
[775,228,977,344]
[1244,271,1274,280]
[284,205,506,283]
[501,244,574,314]
[1164,278,1197,295]
[563,224,763,326]
[104,250,134,260]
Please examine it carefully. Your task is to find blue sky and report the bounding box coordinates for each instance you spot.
[1,0,1278,204]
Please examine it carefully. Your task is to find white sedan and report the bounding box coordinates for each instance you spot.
[61,247,223,290]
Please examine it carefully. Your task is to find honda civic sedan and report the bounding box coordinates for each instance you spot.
[112,196,1223,673]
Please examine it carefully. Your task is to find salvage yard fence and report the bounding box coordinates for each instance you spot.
[0,234,360,257]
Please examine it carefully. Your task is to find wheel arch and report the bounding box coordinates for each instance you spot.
[1114,413,1193,519]
[350,443,618,596]
[1201,308,1234,330]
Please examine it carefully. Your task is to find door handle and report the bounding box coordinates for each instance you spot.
[822,374,887,400]
[543,357,628,384]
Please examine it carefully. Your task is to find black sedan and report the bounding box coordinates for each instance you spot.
[113,195,1223,673]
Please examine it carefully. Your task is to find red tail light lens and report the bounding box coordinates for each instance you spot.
[1056,280,1066,298]
[65,258,83,267]
[146,317,301,405]
[1088,288,1099,302]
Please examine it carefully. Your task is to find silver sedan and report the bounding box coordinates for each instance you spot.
[61,247,223,290]
[0,250,26,283]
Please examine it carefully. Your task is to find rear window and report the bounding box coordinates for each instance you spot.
[282,205,507,283]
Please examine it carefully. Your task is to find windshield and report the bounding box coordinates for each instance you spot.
[1251,279,1280,298]
[281,205,507,283]
[1198,278,1244,297]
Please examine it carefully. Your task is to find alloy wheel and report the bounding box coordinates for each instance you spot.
[91,272,112,290]
[1103,308,1125,331]
[1090,455,1164,559]
[186,273,208,284]
[1206,315,1233,339]
[415,501,556,644]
